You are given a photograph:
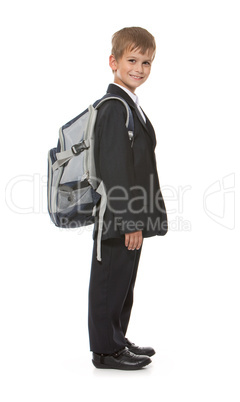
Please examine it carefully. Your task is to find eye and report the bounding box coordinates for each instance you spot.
[143,61,151,66]
[128,59,136,63]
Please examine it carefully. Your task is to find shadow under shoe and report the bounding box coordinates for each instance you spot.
[92,347,152,370]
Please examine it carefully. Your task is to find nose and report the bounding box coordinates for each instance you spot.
[135,62,143,74]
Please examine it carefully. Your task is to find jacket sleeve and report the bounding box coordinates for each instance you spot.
[95,100,144,234]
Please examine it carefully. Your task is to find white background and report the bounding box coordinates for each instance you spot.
[1,0,240,401]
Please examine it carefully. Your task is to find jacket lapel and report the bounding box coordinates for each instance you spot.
[107,83,136,108]
[107,84,156,148]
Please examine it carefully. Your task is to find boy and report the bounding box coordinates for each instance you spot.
[88,27,168,370]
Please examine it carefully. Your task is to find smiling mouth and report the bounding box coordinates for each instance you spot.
[129,74,143,80]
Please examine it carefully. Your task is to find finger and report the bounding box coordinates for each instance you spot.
[134,234,141,250]
[128,234,137,250]
[136,234,143,250]
[125,233,130,247]
[127,234,133,250]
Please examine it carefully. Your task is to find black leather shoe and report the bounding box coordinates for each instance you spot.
[92,347,152,370]
[125,338,156,357]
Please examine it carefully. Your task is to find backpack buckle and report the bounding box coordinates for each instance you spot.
[128,131,134,141]
[71,140,89,155]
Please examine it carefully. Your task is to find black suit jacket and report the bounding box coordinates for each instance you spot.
[92,84,168,241]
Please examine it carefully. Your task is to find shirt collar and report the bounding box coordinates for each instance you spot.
[112,83,140,106]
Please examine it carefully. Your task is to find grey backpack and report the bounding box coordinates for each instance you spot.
[47,94,134,261]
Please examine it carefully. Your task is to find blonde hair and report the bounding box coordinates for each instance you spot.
[111,27,156,61]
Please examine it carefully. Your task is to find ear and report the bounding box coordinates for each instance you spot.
[109,54,117,71]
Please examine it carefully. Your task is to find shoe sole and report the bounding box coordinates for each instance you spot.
[92,359,152,370]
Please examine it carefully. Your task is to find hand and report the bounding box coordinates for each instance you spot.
[125,231,143,251]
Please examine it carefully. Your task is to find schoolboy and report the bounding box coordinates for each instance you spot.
[88,27,168,370]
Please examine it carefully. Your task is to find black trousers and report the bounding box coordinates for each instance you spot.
[88,237,142,354]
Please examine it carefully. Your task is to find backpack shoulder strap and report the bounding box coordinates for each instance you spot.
[52,94,135,172]
[93,94,134,144]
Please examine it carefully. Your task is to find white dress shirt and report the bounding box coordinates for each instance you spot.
[112,83,146,123]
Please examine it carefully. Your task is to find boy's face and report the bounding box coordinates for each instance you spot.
[109,47,153,93]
